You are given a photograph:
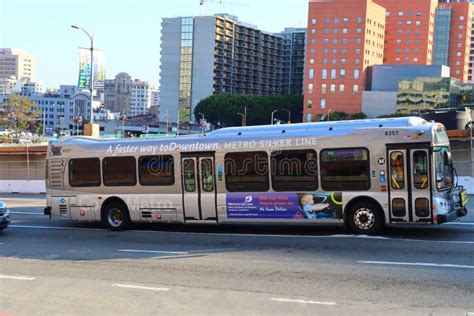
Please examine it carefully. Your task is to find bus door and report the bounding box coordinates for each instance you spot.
[387,146,432,223]
[181,154,217,221]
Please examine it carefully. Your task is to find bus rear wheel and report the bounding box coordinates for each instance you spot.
[102,201,131,231]
[347,201,383,235]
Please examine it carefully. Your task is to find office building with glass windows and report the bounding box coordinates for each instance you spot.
[159,14,287,123]
[304,0,386,121]
[433,2,473,82]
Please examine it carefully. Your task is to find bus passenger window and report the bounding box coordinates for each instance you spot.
[413,151,428,189]
[225,152,269,192]
[320,148,370,191]
[271,150,318,191]
[103,156,137,186]
[183,159,196,192]
[69,158,101,187]
[390,152,405,190]
[139,155,175,186]
[201,159,214,192]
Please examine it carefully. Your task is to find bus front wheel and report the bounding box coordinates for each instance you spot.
[102,201,131,231]
[347,201,383,235]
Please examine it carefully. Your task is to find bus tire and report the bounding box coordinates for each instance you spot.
[101,201,131,231]
[347,200,383,235]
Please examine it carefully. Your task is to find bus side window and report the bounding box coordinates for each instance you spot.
[183,159,196,192]
[390,151,405,190]
[413,151,428,189]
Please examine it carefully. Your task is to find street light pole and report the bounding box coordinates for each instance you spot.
[271,110,278,125]
[71,24,94,124]
[282,108,291,123]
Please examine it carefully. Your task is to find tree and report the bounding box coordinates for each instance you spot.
[6,94,40,132]
[193,94,303,127]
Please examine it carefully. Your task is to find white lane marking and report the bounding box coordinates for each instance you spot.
[271,298,336,306]
[119,249,188,255]
[112,284,169,291]
[8,225,474,245]
[359,261,474,269]
[445,222,474,226]
[0,275,36,281]
[10,212,44,215]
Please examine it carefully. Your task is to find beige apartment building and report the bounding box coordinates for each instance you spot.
[0,48,36,82]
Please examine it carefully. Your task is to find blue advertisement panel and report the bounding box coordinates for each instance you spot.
[226,192,343,219]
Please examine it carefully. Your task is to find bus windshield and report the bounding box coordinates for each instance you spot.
[434,146,453,191]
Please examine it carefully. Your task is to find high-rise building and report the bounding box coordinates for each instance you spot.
[433,2,473,82]
[275,28,307,95]
[373,0,438,65]
[159,14,286,122]
[0,48,36,82]
[104,72,132,114]
[304,0,385,120]
[130,79,153,116]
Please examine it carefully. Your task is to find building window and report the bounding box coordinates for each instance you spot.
[397,30,402,34]
[355,59,360,64]
[340,69,346,79]
[396,57,401,62]
[339,84,345,93]
[398,11,403,16]
[343,17,349,24]
[321,84,327,94]
[310,39,316,44]
[341,58,346,64]
[458,34,463,39]
[397,21,403,26]
[460,16,465,21]
[310,48,315,54]
[323,48,329,54]
[323,38,329,44]
[325,18,330,24]
[334,18,339,24]
[309,69,314,79]
[457,51,462,57]
[320,99,326,109]
[459,25,464,30]
[386,11,390,17]
[396,48,401,53]
[342,38,347,44]
[333,28,339,34]
[310,58,315,64]
[330,84,336,93]
[322,69,327,79]
[331,69,336,79]
[323,58,328,64]
[311,29,316,34]
[356,28,362,33]
[415,21,421,26]
[308,83,314,93]
[341,48,347,54]
[332,38,338,44]
[342,28,348,34]
[332,58,337,64]
[355,48,361,54]
[332,48,338,54]
[455,70,461,75]
[356,38,361,44]
[357,17,363,23]
[307,99,313,108]
[312,18,317,24]
[353,85,359,94]
[457,43,463,48]
[324,28,330,33]
[415,30,420,35]
[416,11,421,16]
[354,69,360,79]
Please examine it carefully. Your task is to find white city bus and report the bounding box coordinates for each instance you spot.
[44,117,468,234]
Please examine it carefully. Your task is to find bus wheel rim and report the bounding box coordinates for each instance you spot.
[108,208,123,227]
[354,208,375,230]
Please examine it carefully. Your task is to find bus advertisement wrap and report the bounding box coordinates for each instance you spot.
[226,192,343,219]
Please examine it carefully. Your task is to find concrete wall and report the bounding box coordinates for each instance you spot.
[159,17,184,122]
[191,17,216,118]
[361,91,398,118]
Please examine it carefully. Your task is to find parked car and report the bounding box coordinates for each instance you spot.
[0,127,13,136]
[0,201,10,230]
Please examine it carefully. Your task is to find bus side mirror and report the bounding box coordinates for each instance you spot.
[443,151,452,166]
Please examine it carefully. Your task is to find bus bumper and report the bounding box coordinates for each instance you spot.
[437,207,467,224]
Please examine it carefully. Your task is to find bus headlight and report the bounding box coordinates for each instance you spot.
[433,197,450,214]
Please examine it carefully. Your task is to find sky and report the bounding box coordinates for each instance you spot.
[0,0,309,90]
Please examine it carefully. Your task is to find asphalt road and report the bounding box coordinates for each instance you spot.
[1,194,474,315]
